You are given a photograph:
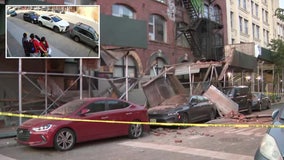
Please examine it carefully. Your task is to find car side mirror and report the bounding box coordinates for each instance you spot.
[80,108,90,116]
[271,109,279,120]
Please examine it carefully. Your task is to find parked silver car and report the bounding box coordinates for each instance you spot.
[69,22,99,52]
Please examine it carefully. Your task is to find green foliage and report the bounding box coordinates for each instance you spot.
[275,8,284,22]
[269,39,284,69]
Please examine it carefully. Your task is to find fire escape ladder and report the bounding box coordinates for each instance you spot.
[181,0,203,59]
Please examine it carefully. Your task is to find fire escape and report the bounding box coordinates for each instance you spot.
[180,0,224,61]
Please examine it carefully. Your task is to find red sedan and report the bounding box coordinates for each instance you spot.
[16,97,149,151]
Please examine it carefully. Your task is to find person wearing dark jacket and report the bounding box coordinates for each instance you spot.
[22,33,29,57]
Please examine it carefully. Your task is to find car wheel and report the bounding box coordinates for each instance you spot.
[128,123,143,139]
[54,128,76,151]
[74,36,80,42]
[179,113,189,128]
[247,104,252,114]
[53,26,60,33]
[267,102,271,109]
[38,21,43,27]
[259,103,262,111]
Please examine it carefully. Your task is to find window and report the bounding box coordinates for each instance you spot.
[176,22,190,48]
[107,100,130,110]
[263,10,268,23]
[150,57,166,76]
[263,29,269,44]
[255,4,259,17]
[242,0,246,9]
[239,16,243,32]
[85,101,106,114]
[251,1,254,14]
[112,4,134,19]
[230,12,234,29]
[113,56,137,78]
[244,19,248,34]
[149,14,166,42]
[203,4,209,18]
[252,23,260,39]
[213,5,222,23]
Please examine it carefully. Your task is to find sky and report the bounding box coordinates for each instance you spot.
[280,0,284,8]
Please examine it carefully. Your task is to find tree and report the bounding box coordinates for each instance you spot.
[275,8,284,21]
[269,39,284,100]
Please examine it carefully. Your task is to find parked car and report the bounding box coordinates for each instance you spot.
[252,92,271,111]
[7,9,17,17]
[254,107,284,160]
[38,14,69,32]
[69,22,99,52]
[16,98,149,151]
[148,95,217,125]
[23,11,39,24]
[222,86,253,113]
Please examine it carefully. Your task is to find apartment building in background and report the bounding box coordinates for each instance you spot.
[227,0,283,47]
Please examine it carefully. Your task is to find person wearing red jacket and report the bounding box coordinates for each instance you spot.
[39,36,49,57]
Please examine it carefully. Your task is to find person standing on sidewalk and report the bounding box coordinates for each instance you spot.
[22,33,29,57]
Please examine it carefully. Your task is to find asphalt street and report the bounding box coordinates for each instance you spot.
[6,9,99,58]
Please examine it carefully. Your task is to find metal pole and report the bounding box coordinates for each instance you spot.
[80,58,83,99]
[188,66,192,96]
[125,54,129,101]
[19,59,22,125]
[45,60,48,114]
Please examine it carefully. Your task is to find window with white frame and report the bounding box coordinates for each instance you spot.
[239,16,243,32]
[242,0,246,9]
[149,14,166,42]
[251,1,254,14]
[230,12,234,29]
[113,56,137,78]
[255,4,259,17]
[112,4,135,19]
[263,29,269,44]
[244,19,248,34]
[252,23,260,39]
[150,57,166,76]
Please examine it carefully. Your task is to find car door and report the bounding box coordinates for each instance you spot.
[104,99,134,136]
[187,96,203,122]
[197,96,213,120]
[73,100,109,141]
[41,16,51,28]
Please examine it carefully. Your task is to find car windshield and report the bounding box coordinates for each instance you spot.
[223,88,233,96]
[50,99,86,115]
[51,16,62,22]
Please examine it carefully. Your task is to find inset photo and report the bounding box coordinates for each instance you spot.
[6,5,100,58]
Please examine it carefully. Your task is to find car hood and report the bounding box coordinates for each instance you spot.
[268,121,284,156]
[148,105,186,115]
[56,20,69,26]
[20,115,66,128]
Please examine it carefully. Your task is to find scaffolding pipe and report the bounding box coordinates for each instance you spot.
[125,54,129,101]
[18,59,22,125]
[45,60,48,114]
[80,59,83,100]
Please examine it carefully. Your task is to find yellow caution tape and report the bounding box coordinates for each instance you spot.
[0,111,281,128]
